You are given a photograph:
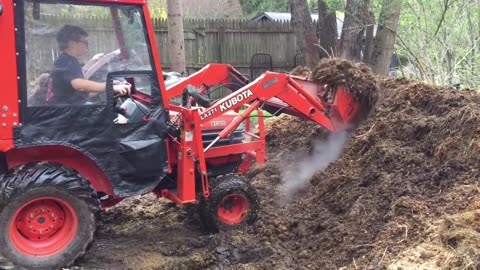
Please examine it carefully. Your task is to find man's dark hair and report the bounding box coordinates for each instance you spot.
[56,25,88,51]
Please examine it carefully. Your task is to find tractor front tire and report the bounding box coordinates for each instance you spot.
[199,174,258,232]
[0,164,99,270]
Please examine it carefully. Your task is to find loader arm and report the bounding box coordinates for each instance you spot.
[167,64,359,132]
[174,71,359,133]
[165,64,250,100]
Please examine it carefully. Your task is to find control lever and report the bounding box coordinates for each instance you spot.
[114,103,127,116]
[182,85,213,108]
[112,81,131,115]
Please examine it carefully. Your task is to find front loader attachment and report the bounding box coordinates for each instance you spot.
[163,58,379,203]
[167,59,379,133]
[173,72,377,133]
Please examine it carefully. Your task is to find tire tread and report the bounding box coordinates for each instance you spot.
[199,174,258,232]
[0,163,99,269]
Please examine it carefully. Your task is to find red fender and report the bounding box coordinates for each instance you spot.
[5,146,114,196]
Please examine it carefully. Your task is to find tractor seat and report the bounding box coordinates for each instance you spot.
[27,73,50,106]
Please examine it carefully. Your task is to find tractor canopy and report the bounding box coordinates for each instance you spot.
[13,0,169,197]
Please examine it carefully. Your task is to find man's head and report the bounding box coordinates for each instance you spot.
[56,25,89,57]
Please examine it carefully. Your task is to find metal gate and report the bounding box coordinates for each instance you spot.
[250,53,273,80]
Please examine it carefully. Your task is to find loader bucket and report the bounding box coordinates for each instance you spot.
[309,58,380,128]
[331,85,360,126]
[262,76,373,131]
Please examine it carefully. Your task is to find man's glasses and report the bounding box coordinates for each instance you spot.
[77,39,89,47]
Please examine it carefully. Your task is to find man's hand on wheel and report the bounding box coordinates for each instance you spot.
[113,83,131,96]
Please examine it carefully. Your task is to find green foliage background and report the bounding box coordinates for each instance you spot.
[395,0,480,89]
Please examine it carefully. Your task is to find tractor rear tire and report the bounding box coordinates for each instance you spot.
[199,174,258,232]
[0,163,99,270]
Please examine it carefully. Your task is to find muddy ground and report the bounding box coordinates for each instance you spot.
[76,61,480,270]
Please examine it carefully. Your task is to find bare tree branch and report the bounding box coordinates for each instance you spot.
[433,0,458,38]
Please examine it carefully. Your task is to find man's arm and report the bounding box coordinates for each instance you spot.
[71,78,105,93]
[71,78,130,95]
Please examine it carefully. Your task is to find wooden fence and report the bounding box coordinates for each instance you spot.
[152,18,298,75]
[28,17,300,80]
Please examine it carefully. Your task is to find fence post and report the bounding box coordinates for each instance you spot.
[218,21,226,63]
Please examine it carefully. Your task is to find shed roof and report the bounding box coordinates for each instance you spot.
[252,12,343,39]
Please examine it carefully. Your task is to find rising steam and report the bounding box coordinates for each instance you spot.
[280,132,348,203]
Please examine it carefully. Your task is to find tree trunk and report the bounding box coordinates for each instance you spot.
[317,0,337,58]
[339,0,369,61]
[290,0,319,67]
[363,10,375,64]
[167,0,186,73]
[369,0,402,75]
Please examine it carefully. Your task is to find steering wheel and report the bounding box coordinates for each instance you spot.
[128,49,146,68]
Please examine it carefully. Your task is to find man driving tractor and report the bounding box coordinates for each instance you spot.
[47,24,131,105]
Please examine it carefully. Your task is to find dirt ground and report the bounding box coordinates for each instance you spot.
[76,60,480,270]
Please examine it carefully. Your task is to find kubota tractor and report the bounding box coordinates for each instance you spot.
[0,0,370,269]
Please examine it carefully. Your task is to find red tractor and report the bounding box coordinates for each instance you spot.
[0,0,365,269]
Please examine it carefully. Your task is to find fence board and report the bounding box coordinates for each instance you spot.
[30,17,300,80]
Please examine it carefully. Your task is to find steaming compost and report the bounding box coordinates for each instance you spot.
[76,63,480,269]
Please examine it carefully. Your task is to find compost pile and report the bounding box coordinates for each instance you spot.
[76,59,480,269]
[210,62,480,269]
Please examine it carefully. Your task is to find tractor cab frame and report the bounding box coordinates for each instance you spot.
[1,0,176,199]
